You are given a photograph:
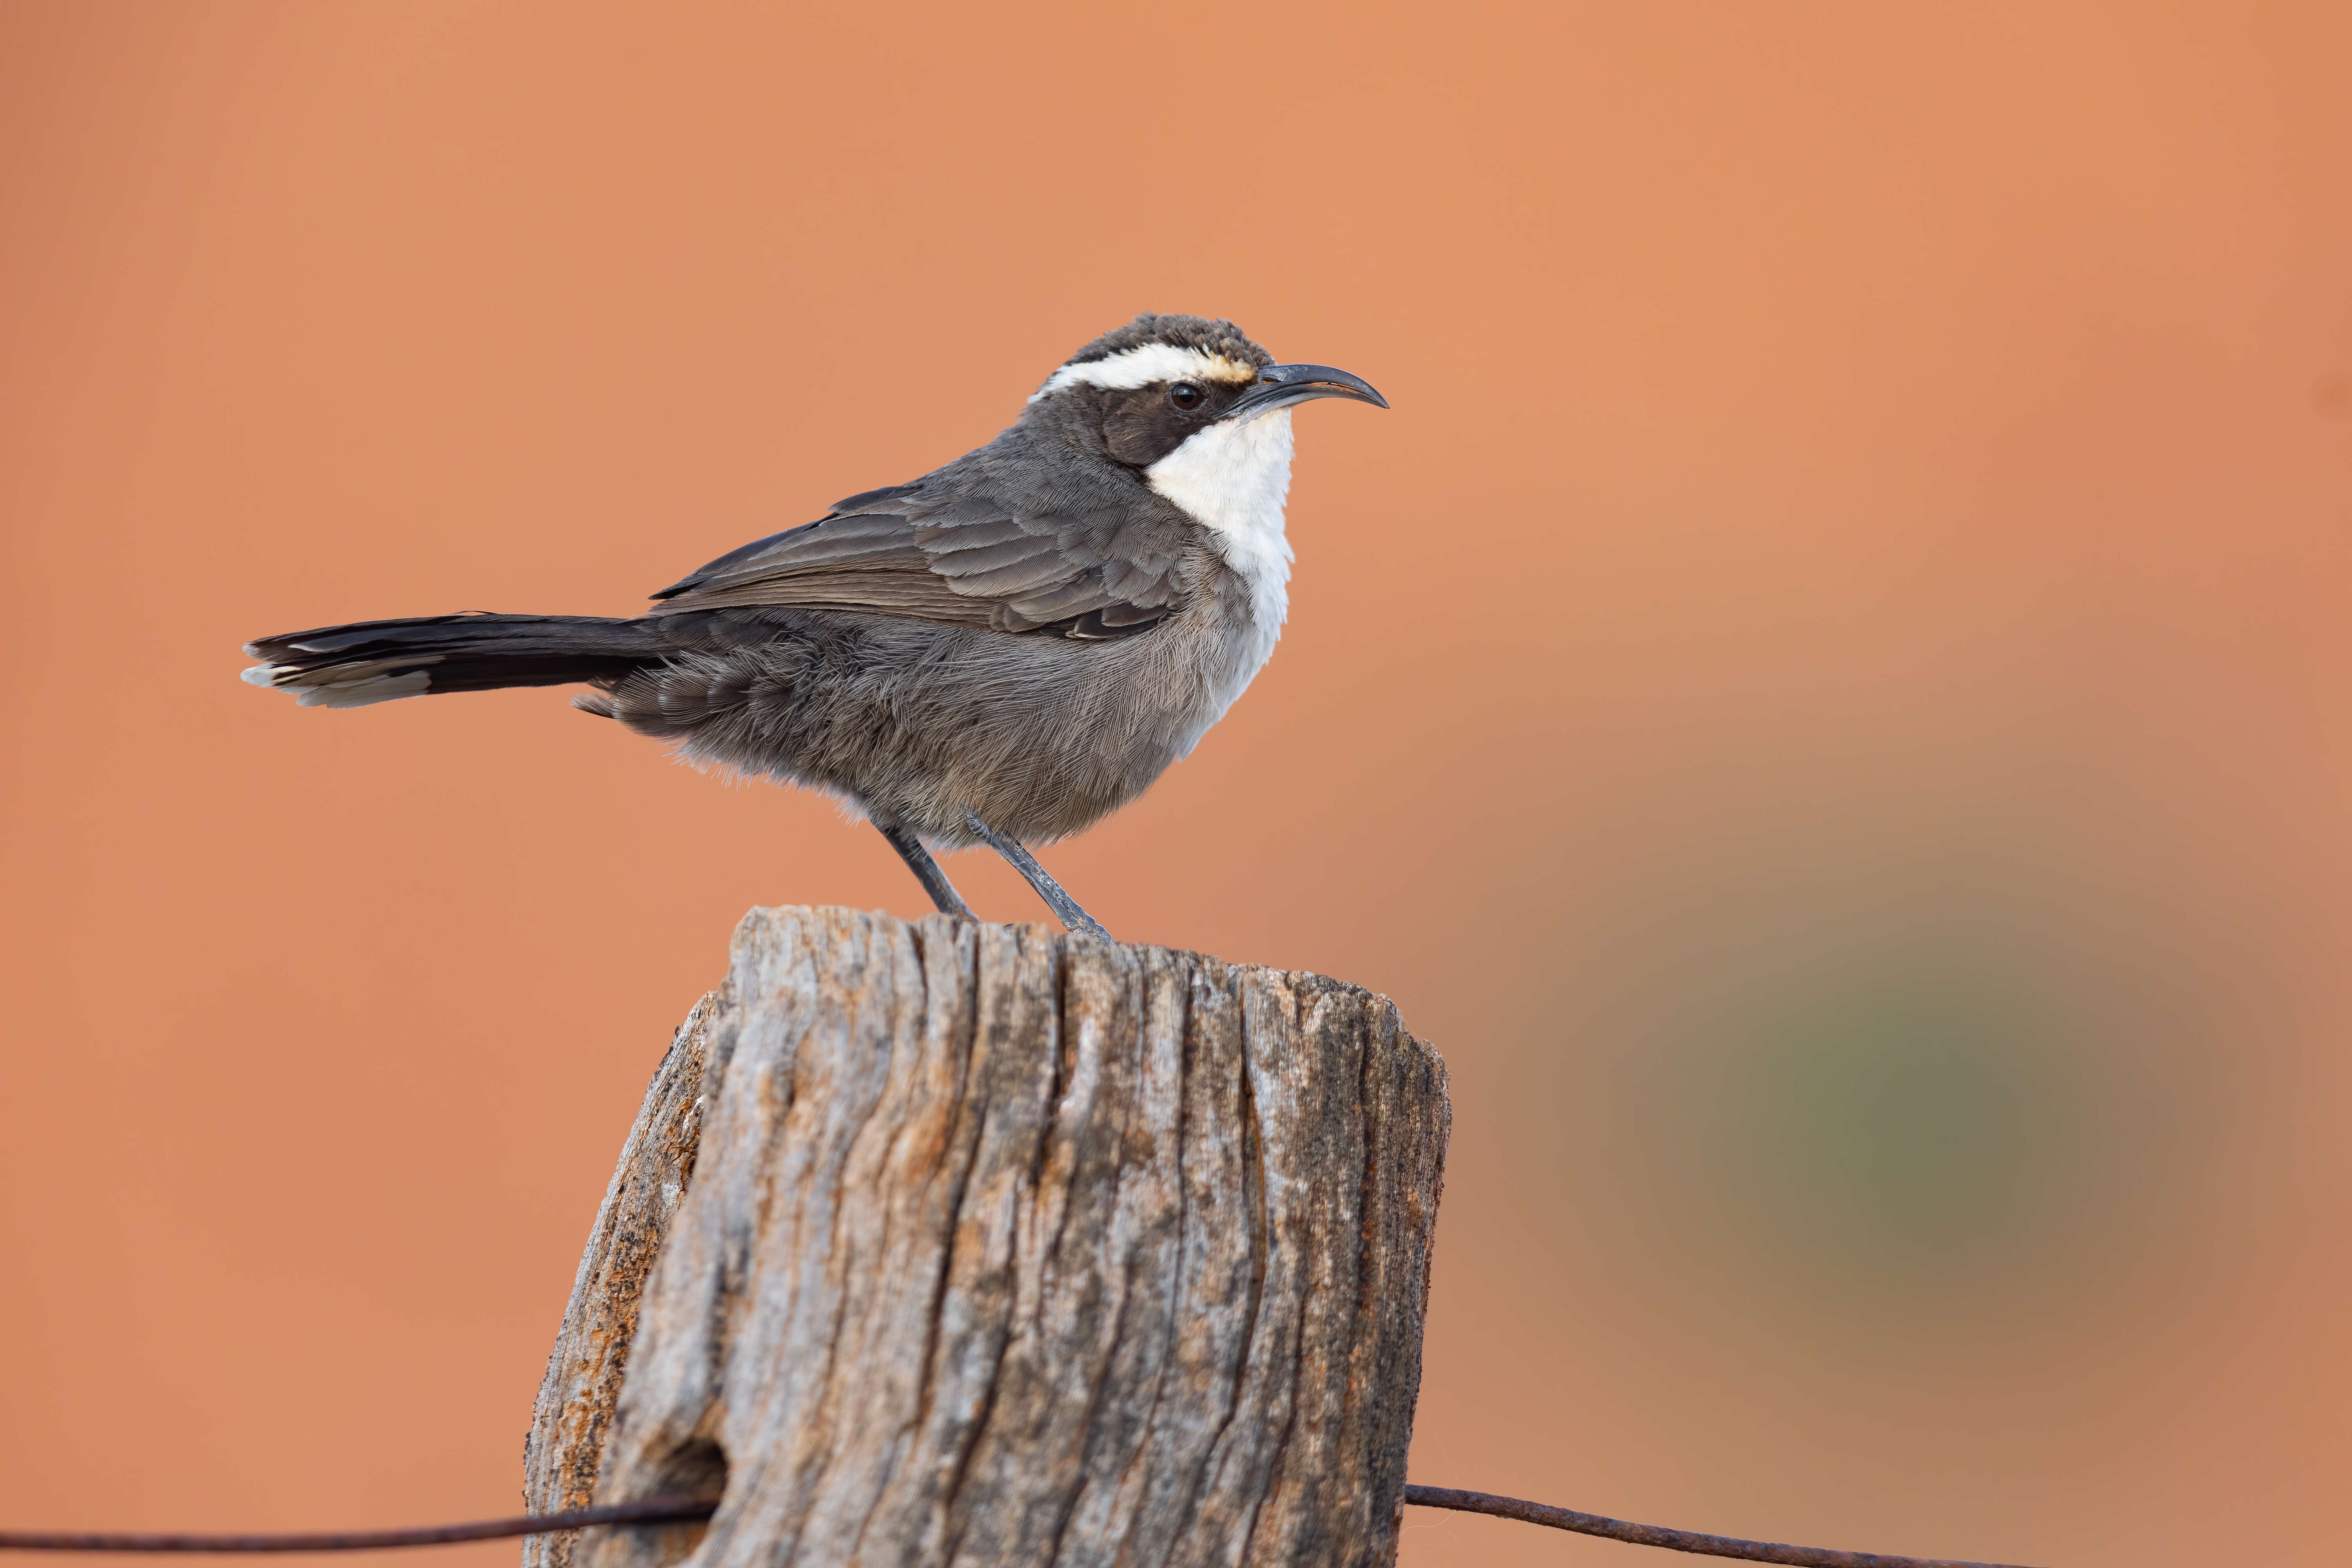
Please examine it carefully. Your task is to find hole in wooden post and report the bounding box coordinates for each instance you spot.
[641,1438,728,1567]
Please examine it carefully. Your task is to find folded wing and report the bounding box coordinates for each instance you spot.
[650,477,1181,639]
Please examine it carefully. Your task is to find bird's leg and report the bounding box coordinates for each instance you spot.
[877,822,976,920]
[963,811,1114,942]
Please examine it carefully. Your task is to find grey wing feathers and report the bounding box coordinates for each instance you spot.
[650,482,1181,637]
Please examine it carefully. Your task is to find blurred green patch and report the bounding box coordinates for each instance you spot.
[1708,964,2092,1278]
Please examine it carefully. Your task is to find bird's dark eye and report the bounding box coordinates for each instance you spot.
[1167,381,1204,411]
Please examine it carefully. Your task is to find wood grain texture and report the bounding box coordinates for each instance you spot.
[523,997,715,1568]
[529,906,1448,1568]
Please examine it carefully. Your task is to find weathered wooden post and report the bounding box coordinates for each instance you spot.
[522,907,1450,1568]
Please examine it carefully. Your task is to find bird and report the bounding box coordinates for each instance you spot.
[240,313,1387,940]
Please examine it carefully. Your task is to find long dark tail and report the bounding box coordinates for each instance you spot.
[241,612,670,709]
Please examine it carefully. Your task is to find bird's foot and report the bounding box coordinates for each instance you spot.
[964,812,1114,942]
[877,823,976,920]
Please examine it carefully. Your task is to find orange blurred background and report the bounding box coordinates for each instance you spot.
[5,4,2350,1564]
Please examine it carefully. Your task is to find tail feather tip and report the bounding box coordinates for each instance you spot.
[238,662,431,708]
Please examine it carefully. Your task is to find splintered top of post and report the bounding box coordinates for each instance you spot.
[733,902,1422,1018]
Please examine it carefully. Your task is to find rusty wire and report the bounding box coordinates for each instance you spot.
[0,1499,715,1555]
[0,1486,2046,1565]
[1402,1485,2043,1567]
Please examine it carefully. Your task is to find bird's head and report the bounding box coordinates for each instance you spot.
[1022,313,1387,472]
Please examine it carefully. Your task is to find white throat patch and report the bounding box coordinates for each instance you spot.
[1146,408,1295,640]
[1031,343,1260,401]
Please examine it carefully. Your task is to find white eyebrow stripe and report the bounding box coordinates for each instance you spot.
[1030,343,1262,401]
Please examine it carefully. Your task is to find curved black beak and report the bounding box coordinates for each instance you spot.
[1227,363,1390,421]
